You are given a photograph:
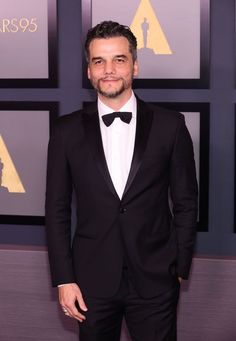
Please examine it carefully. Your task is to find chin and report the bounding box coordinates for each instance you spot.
[99,88,125,99]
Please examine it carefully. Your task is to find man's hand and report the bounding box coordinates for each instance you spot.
[178,277,182,283]
[58,283,88,322]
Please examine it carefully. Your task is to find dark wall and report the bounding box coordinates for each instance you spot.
[0,0,235,256]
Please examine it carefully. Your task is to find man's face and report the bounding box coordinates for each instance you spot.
[87,36,138,100]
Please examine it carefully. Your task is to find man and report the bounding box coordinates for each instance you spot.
[46,21,198,341]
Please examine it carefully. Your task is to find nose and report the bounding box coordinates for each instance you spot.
[104,61,115,74]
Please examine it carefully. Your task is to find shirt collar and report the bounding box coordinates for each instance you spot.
[98,91,137,125]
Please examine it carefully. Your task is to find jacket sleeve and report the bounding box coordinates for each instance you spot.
[45,122,76,286]
[170,114,198,279]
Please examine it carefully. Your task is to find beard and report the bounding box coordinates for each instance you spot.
[90,76,133,99]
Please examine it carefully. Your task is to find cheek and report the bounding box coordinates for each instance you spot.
[88,68,103,80]
[117,66,132,77]
[123,68,135,79]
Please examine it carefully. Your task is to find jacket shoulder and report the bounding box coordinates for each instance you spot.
[53,109,84,129]
[147,103,184,122]
[137,97,183,122]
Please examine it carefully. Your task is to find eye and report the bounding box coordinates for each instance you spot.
[115,57,126,64]
[92,59,104,65]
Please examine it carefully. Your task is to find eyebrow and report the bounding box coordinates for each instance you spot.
[91,54,128,62]
[115,55,128,59]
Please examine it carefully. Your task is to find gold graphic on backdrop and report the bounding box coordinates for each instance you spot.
[130,0,172,54]
[0,135,25,193]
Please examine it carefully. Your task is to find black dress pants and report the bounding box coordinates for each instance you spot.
[79,269,180,341]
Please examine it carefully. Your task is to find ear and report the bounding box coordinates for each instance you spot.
[87,66,91,79]
[133,60,139,77]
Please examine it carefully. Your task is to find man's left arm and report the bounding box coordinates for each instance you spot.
[170,114,198,280]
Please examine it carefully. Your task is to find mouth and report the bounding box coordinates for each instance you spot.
[100,77,121,82]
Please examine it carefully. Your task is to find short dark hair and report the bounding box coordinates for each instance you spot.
[85,21,137,62]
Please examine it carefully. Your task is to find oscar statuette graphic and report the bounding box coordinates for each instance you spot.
[0,134,25,193]
[0,158,8,194]
[130,0,172,54]
[129,0,174,79]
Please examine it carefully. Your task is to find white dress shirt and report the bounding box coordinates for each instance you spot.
[98,92,137,199]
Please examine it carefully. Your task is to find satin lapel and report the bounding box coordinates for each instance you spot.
[83,103,119,200]
[122,99,153,198]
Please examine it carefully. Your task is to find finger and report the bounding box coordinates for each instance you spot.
[77,293,88,312]
[69,304,86,321]
[60,306,71,317]
[64,310,83,322]
[63,301,86,321]
[60,301,86,321]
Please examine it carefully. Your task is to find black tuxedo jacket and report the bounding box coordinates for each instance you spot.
[45,98,198,298]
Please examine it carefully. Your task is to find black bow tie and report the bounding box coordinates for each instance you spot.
[102,111,132,127]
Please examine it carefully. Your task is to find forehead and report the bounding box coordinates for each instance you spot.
[88,36,130,57]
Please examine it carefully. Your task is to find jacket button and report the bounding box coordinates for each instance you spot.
[120,207,127,214]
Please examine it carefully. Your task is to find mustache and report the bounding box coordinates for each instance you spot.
[99,76,122,81]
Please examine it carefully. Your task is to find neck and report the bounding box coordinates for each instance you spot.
[98,90,132,111]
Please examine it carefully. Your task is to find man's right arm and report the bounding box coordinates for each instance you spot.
[45,122,75,285]
[45,122,88,321]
